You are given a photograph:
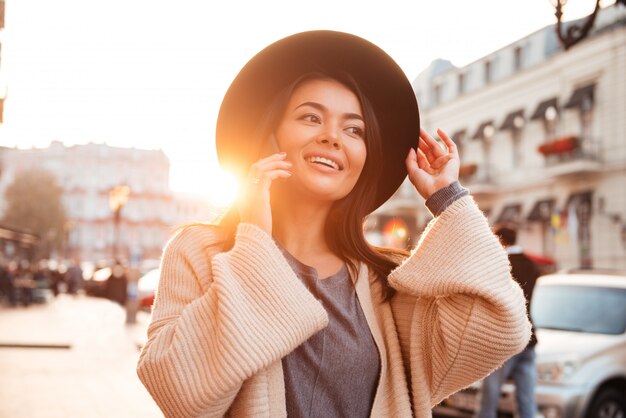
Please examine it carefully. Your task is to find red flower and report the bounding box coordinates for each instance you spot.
[538,136,578,155]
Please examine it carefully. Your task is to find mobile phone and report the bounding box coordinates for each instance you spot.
[258,133,280,159]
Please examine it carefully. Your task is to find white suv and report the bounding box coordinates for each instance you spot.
[434,270,626,418]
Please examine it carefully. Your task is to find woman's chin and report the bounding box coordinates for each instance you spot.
[275,179,353,203]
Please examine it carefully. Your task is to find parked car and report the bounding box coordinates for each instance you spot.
[434,269,626,418]
[137,268,159,311]
[84,266,112,297]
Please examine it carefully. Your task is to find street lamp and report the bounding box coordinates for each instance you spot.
[108,185,130,261]
[550,0,601,50]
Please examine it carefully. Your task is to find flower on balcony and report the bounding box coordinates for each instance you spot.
[459,163,478,177]
[538,135,578,156]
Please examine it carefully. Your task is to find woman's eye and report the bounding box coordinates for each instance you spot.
[347,126,364,137]
[302,114,321,124]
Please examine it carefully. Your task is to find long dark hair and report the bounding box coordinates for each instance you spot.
[215,72,406,300]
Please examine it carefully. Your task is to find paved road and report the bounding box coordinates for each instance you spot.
[0,294,162,418]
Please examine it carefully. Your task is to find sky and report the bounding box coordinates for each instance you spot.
[0,0,612,204]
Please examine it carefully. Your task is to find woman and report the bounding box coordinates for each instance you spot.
[137,31,530,418]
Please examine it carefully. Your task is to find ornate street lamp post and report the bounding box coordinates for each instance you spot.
[550,0,626,50]
[108,185,130,261]
[551,0,601,50]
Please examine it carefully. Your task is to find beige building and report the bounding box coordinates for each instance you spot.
[372,4,626,270]
[0,141,220,263]
[0,0,5,124]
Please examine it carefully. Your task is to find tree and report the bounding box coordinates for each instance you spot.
[2,169,67,259]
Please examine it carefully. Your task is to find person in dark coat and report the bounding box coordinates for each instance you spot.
[105,261,128,306]
[0,261,17,306]
[66,259,84,295]
[476,225,540,418]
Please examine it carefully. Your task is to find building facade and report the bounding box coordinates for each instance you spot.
[373,4,626,270]
[0,0,5,124]
[0,141,219,263]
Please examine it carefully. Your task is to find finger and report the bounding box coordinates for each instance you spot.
[249,158,291,181]
[430,154,454,170]
[265,169,292,181]
[253,159,292,173]
[416,147,431,170]
[247,168,291,186]
[256,151,288,165]
[437,128,458,156]
[419,128,445,156]
[405,148,419,172]
[406,149,424,182]
[418,140,438,165]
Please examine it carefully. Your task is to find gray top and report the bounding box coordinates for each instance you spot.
[280,249,380,418]
[278,181,468,417]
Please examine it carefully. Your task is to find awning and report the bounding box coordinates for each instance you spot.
[499,109,525,131]
[526,198,555,222]
[565,190,593,209]
[472,121,495,140]
[564,83,595,109]
[495,204,522,224]
[530,98,558,120]
[451,129,467,144]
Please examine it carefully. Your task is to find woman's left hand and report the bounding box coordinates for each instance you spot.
[405,128,460,200]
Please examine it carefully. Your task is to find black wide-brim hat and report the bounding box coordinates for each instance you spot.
[216,30,420,213]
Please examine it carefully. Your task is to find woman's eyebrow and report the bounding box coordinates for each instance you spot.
[294,101,364,122]
[294,101,326,112]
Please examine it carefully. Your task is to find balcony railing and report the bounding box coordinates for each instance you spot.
[537,135,603,178]
[538,135,601,166]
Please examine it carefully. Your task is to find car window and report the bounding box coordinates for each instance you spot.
[531,285,626,335]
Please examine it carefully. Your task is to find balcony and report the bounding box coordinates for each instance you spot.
[538,135,602,178]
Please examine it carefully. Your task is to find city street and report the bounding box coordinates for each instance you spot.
[0,294,162,418]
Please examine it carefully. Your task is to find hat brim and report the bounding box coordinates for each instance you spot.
[216,30,419,213]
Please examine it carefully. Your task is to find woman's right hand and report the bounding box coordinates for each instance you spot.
[237,152,291,235]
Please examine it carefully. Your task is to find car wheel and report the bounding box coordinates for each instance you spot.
[587,388,626,418]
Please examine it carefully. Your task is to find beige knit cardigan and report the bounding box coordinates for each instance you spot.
[137,196,531,417]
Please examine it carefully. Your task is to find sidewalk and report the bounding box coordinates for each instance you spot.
[0,294,162,418]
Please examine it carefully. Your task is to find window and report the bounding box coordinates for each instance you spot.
[433,83,442,105]
[514,46,523,71]
[458,72,465,95]
[565,84,595,154]
[543,105,558,137]
[500,111,526,168]
[484,60,492,84]
[580,96,594,150]
[532,286,626,335]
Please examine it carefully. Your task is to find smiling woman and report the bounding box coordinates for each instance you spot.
[136,30,531,418]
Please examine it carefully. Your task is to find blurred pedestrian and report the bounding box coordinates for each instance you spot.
[137,31,531,417]
[67,258,83,295]
[475,224,540,418]
[0,260,17,306]
[14,262,35,307]
[105,261,127,306]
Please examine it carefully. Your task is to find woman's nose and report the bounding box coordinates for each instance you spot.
[316,132,342,150]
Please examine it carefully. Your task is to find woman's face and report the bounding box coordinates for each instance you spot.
[274,78,367,202]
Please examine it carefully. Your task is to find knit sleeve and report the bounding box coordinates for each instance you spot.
[388,195,531,406]
[137,223,328,418]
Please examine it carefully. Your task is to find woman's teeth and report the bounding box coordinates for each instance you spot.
[307,156,339,170]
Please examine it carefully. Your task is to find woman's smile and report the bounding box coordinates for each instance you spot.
[304,151,344,172]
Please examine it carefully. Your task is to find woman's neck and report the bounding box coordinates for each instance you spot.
[272,198,331,257]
